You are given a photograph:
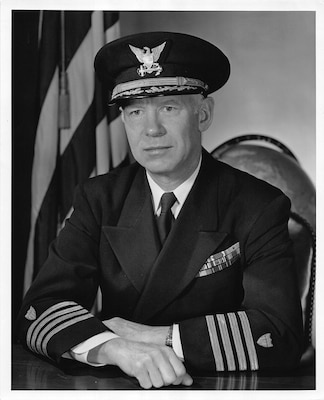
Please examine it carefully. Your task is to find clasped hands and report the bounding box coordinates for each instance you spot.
[88,317,193,389]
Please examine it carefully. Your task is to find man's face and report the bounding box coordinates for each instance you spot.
[121,94,208,185]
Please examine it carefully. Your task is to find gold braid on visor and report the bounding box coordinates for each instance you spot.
[112,77,208,101]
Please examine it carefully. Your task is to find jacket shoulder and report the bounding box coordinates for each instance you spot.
[71,162,142,224]
[82,162,140,194]
[208,154,287,202]
[202,152,291,230]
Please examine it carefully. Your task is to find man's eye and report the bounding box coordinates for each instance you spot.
[128,109,142,117]
[162,106,177,112]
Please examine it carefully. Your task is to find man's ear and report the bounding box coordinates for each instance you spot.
[119,107,125,123]
[198,96,214,133]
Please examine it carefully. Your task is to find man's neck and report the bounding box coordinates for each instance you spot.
[146,157,202,192]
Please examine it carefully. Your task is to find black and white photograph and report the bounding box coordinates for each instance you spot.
[1,1,321,398]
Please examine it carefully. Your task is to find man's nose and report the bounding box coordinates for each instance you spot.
[144,110,166,136]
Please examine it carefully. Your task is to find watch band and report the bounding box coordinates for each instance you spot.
[165,325,173,348]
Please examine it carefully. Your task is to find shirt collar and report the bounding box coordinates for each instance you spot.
[146,157,202,216]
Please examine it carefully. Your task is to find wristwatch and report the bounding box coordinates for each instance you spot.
[165,325,173,347]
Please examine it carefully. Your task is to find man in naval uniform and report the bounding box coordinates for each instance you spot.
[17,31,303,389]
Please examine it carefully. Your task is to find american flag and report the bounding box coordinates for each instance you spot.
[22,11,129,296]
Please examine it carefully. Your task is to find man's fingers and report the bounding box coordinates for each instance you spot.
[138,346,177,388]
[162,346,193,386]
[101,337,191,389]
[155,347,192,387]
[135,367,192,389]
[135,346,186,388]
[136,369,154,390]
[156,355,179,386]
[145,359,165,388]
[179,372,194,386]
[165,347,186,374]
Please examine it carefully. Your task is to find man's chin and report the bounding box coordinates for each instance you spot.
[140,157,173,173]
[145,166,172,176]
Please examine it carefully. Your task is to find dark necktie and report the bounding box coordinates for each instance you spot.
[157,192,177,244]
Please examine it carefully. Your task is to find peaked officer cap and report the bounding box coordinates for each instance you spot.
[94,31,230,104]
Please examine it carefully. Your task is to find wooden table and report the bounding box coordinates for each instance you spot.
[12,344,315,390]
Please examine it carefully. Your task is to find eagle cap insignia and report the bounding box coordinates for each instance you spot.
[25,306,36,321]
[257,333,273,348]
[129,42,166,77]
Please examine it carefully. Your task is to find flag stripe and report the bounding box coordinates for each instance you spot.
[32,12,96,275]
[109,117,129,168]
[33,170,59,278]
[24,11,61,291]
[32,71,60,206]
[103,11,119,30]
[64,12,92,65]
[59,20,96,153]
[24,70,60,288]
[59,104,97,220]
[37,11,60,108]
[24,11,127,298]
[95,12,126,172]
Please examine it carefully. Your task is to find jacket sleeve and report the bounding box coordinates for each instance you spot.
[16,184,110,363]
[179,194,304,373]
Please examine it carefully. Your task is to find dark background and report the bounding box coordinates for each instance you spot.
[12,11,40,319]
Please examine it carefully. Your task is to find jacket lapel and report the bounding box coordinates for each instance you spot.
[102,168,161,293]
[133,151,228,322]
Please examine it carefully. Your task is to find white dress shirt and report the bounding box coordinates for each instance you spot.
[64,157,202,366]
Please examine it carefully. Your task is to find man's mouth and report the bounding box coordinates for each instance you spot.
[144,146,171,154]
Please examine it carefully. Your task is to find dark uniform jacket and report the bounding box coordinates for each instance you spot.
[17,149,303,373]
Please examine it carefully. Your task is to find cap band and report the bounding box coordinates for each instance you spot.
[111,76,208,101]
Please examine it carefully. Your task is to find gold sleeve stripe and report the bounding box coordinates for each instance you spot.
[27,301,77,350]
[206,315,224,371]
[29,305,82,353]
[216,314,236,371]
[206,312,259,371]
[26,301,95,357]
[35,309,89,355]
[238,311,259,370]
[42,314,94,358]
[227,313,247,370]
